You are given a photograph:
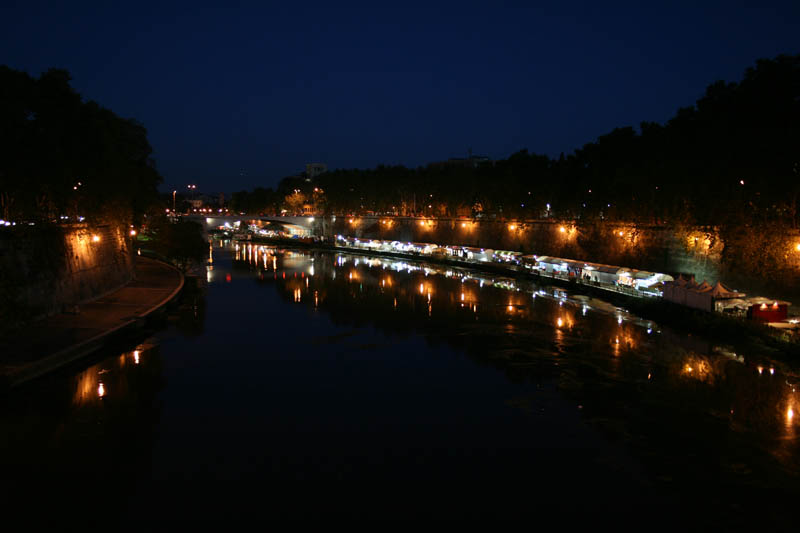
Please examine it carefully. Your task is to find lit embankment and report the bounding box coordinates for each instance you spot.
[319,215,800,297]
[0,224,135,328]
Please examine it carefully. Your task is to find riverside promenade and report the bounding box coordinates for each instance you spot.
[0,257,183,388]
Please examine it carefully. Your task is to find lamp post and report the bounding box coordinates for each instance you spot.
[172,190,177,213]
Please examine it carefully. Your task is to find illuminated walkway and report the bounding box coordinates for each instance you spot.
[0,257,183,387]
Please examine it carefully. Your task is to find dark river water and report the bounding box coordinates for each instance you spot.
[2,242,799,526]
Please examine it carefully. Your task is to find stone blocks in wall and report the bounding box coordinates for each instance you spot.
[0,224,134,323]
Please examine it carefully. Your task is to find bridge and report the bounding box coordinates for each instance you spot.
[184,214,318,236]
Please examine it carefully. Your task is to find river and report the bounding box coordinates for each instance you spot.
[1,242,798,526]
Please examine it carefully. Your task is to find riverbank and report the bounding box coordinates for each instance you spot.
[240,235,800,361]
[0,257,184,389]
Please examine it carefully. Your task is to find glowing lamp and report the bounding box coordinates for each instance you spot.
[92,235,100,242]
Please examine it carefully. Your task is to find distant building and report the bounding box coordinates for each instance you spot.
[305,163,327,180]
[189,193,217,209]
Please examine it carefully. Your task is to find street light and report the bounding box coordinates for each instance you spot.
[173,190,177,212]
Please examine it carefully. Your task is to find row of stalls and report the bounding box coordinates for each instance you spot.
[663,275,793,324]
[520,255,673,294]
[335,236,499,262]
[332,235,798,330]
[663,276,745,312]
[334,236,674,295]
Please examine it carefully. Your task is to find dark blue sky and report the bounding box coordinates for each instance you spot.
[2,1,798,192]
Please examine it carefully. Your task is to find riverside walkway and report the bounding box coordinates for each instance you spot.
[0,257,183,388]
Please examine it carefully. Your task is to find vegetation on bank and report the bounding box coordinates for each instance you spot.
[231,54,799,229]
[137,217,208,272]
[228,54,800,293]
[0,66,162,227]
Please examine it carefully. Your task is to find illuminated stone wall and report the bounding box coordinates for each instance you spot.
[0,224,134,323]
[319,216,800,296]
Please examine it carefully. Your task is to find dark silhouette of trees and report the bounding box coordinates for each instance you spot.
[146,217,208,271]
[226,54,800,233]
[0,66,162,225]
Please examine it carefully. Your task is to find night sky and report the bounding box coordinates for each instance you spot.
[2,1,798,193]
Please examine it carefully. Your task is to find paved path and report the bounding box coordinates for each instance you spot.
[0,257,183,387]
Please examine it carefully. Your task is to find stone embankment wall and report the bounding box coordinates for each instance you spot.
[0,224,134,325]
[317,216,800,297]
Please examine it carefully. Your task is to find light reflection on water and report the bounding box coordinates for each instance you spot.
[1,243,799,524]
[236,245,800,447]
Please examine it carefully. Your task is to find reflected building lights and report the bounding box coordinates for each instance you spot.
[220,243,800,457]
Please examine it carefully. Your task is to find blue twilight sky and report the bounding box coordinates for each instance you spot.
[2,1,798,193]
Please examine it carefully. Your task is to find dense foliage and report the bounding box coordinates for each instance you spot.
[231,55,799,229]
[144,217,208,272]
[0,66,162,225]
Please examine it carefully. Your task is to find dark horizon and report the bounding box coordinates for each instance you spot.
[2,2,799,193]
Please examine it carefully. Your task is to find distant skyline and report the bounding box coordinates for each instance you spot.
[2,1,799,192]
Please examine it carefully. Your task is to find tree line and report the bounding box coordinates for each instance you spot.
[231,54,799,230]
[0,66,162,225]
